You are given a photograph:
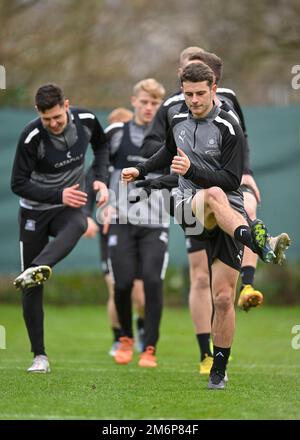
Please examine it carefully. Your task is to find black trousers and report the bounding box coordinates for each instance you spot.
[19,206,87,356]
[108,224,169,350]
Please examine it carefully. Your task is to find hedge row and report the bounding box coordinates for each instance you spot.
[1,263,300,306]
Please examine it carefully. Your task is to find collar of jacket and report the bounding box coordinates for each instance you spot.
[188,104,220,123]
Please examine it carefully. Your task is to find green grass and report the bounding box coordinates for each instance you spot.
[0,304,300,420]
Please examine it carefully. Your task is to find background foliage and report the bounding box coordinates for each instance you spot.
[1,0,300,108]
[1,263,300,306]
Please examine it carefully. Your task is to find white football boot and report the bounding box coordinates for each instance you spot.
[27,355,51,373]
[14,265,52,290]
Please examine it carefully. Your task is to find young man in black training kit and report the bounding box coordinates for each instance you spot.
[83,107,145,357]
[139,47,279,375]
[104,79,168,368]
[11,84,109,373]
[122,63,291,389]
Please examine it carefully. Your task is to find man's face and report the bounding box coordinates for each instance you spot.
[131,91,162,125]
[38,99,69,135]
[182,81,216,118]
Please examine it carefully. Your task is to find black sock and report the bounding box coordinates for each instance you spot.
[240,265,255,288]
[112,327,122,342]
[196,333,212,361]
[212,345,231,375]
[136,317,144,331]
[234,225,256,253]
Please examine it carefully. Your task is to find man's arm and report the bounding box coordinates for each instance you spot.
[82,165,96,217]
[11,131,63,204]
[228,93,252,175]
[226,96,260,195]
[88,115,110,206]
[89,116,110,183]
[135,126,177,178]
[136,174,179,192]
[218,89,252,175]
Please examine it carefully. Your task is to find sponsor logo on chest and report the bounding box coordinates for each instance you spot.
[54,153,84,168]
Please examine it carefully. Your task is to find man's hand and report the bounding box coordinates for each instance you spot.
[83,217,99,238]
[121,167,140,183]
[93,181,109,208]
[241,174,261,204]
[171,148,190,175]
[62,184,87,208]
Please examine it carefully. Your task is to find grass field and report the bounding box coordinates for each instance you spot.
[0,304,300,420]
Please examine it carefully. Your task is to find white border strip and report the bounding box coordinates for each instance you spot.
[20,241,24,272]
[24,128,39,144]
[160,251,169,280]
[215,115,235,135]
[78,113,95,120]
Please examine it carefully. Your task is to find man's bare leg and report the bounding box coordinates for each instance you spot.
[188,250,213,372]
[192,187,246,236]
[105,273,122,355]
[191,187,290,264]
[208,259,239,389]
[189,250,212,334]
[211,260,239,348]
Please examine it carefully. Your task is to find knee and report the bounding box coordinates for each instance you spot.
[213,288,234,312]
[113,272,133,292]
[190,268,210,291]
[143,274,162,289]
[114,280,133,298]
[142,275,163,303]
[71,215,88,237]
[206,187,226,206]
[78,216,88,235]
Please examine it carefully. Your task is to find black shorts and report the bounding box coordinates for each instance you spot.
[99,226,145,280]
[19,206,88,269]
[203,227,244,271]
[107,224,167,280]
[98,226,144,277]
[241,184,258,203]
[174,192,243,271]
[19,206,87,243]
[185,236,206,254]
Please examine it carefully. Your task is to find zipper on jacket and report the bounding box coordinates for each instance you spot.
[193,122,198,150]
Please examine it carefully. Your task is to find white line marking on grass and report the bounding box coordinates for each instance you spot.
[0,365,299,375]
[231,364,300,369]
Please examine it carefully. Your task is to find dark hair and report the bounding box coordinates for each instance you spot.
[189,51,223,85]
[35,83,65,112]
[189,52,223,84]
[180,63,214,87]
